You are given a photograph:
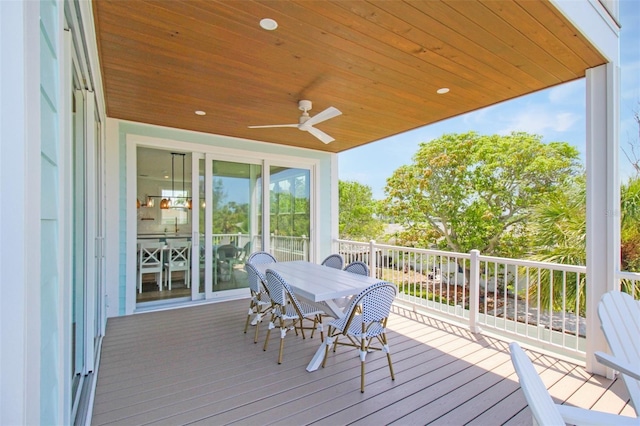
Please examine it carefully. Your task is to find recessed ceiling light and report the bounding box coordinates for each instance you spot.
[260,18,278,31]
[437,88,450,94]
[195,110,206,116]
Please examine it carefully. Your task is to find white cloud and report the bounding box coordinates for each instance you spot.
[497,105,581,136]
[548,80,584,105]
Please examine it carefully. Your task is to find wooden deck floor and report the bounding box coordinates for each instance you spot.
[91,299,636,425]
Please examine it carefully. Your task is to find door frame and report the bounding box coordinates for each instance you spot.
[125,134,320,314]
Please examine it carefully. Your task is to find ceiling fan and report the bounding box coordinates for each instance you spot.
[248,100,341,144]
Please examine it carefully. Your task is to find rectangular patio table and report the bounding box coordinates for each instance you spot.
[255,260,381,371]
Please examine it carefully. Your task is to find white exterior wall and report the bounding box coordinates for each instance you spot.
[1,0,107,423]
[1,1,43,424]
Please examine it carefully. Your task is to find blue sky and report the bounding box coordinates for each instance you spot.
[339,0,640,200]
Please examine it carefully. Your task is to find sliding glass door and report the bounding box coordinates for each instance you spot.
[136,147,193,304]
[134,149,314,305]
[269,166,311,261]
[198,157,262,295]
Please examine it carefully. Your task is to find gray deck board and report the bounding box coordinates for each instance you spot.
[92,299,635,425]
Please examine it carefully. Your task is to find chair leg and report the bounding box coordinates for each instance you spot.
[253,305,265,344]
[317,315,324,342]
[386,352,395,381]
[321,327,335,368]
[277,317,286,364]
[254,313,261,344]
[244,300,255,334]
[263,313,276,351]
[360,334,367,393]
[381,333,395,381]
[299,318,306,339]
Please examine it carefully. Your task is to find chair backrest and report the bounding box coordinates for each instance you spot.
[247,251,277,265]
[360,282,396,323]
[344,261,369,276]
[509,342,565,425]
[238,241,252,261]
[598,291,640,408]
[264,269,287,306]
[245,262,268,295]
[264,269,309,316]
[341,282,396,329]
[167,241,190,266]
[321,253,344,269]
[139,242,164,270]
[217,244,238,260]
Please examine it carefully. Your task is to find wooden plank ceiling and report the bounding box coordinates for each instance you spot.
[93,0,606,153]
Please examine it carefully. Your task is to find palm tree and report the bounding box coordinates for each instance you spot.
[529,176,586,313]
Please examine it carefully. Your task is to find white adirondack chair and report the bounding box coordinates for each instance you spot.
[509,342,639,425]
[595,291,640,416]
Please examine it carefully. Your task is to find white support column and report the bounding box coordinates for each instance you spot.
[585,63,620,376]
[0,1,42,424]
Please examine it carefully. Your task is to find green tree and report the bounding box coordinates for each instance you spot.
[529,171,640,310]
[621,176,640,272]
[339,180,384,241]
[383,131,581,256]
[528,175,586,312]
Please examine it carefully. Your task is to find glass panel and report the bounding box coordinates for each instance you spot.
[210,160,262,292]
[71,87,85,400]
[136,148,193,303]
[94,113,103,347]
[269,166,310,261]
[198,158,205,294]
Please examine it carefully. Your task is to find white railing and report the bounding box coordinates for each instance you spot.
[232,234,309,262]
[618,270,640,299]
[338,239,591,361]
[269,234,309,261]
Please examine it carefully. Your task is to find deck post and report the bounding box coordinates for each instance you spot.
[469,249,481,334]
[369,240,377,278]
[585,63,620,376]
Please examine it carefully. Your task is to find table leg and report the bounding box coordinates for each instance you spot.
[306,337,332,372]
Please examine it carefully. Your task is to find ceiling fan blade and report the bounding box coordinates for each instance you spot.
[248,124,298,129]
[304,106,341,127]
[306,126,335,144]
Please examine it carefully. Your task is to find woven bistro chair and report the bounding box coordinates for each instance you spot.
[216,244,239,283]
[263,269,326,364]
[322,281,397,392]
[337,261,371,310]
[247,251,277,265]
[243,262,273,343]
[321,253,344,269]
[344,261,369,276]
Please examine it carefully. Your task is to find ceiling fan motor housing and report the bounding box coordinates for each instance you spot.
[298,99,312,112]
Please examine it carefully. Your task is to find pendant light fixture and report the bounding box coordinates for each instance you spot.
[160,152,190,209]
[160,153,176,209]
[181,153,192,210]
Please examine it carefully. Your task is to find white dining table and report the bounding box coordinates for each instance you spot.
[255,260,380,318]
[255,260,381,371]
